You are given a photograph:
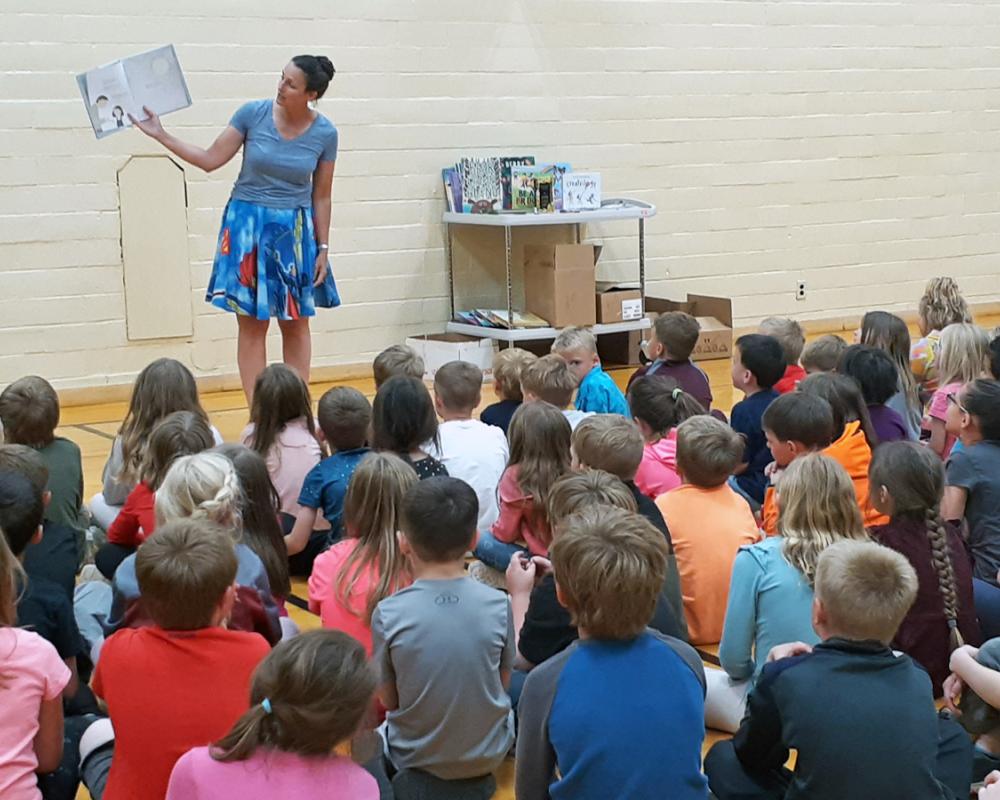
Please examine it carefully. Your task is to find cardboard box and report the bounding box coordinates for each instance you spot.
[404,333,498,382]
[597,329,644,367]
[523,244,597,328]
[644,294,734,362]
[596,282,644,324]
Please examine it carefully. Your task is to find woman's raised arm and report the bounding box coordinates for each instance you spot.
[130,105,243,173]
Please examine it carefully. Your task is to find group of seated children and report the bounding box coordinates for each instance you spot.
[7,274,1000,799]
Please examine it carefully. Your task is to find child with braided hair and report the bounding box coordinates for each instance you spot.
[108,452,281,644]
[869,441,981,695]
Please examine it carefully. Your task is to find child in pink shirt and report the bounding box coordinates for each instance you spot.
[0,534,71,800]
[629,375,705,499]
[308,453,416,654]
[167,630,378,800]
[926,323,990,459]
[474,402,571,570]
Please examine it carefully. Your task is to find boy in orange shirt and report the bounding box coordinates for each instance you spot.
[656,416,760,645]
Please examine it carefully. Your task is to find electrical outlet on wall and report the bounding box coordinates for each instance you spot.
[796,281,807,301]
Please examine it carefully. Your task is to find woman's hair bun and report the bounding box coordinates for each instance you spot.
[291,54,336,98]
[315,56,335,80]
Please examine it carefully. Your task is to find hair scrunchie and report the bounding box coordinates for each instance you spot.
[672,387,683,401]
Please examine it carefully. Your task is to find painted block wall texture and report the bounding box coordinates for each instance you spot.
[2,1,1000,388]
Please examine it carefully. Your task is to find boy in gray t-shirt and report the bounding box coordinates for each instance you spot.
[372,476,515,781]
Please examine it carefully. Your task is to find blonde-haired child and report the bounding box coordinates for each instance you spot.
[167,630,379,799]
[91,358,220,529]
[0,532,70,799]
[707,454,867,732]
[926,322,990,458]
[308,452,417,654]
[913,277,973,393]
[481,347,537,433]
[108,452,281,645]
[551,326,629,416]
[474,402,571,572]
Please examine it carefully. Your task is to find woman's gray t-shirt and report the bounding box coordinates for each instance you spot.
[229,99,338,209]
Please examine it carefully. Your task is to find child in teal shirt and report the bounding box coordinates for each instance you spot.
[551,327,629,416]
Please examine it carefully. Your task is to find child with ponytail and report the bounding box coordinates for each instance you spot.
[308,453,417,654]
[869,441,980,695]
[927,322,991,459]
[166,630,378,800]
[628,375,705,500]
[108,452,281,644]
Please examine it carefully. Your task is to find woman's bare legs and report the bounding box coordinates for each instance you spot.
[277,317,312,383]
[236,315,270,403]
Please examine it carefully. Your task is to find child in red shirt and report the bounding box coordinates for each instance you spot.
[759,317,806,394]
[97,411,214,578]
[92,519,270,800]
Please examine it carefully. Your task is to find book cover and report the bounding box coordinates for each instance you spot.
[510,165,538,212]
[458,157,502,211]
[563,172,602,211]
[535,174,555,212]
[537,162,572,210]
[441,168,456,212]
[499,156,535,209]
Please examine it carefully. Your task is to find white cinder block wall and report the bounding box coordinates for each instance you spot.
[3,1,1000,389]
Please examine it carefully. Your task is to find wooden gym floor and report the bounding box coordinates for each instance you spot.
[68,316,994,799]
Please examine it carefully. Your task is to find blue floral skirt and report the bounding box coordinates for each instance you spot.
[206,198,341,320]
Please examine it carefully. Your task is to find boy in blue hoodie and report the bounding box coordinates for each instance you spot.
[551,326,629,416]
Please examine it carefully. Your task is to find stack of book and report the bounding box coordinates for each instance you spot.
[454,309,551,329]
[442,157,601,214]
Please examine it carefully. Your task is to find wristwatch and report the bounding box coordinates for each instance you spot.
[317,243,329,251]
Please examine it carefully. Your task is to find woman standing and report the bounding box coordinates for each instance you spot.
[132,55,340,402]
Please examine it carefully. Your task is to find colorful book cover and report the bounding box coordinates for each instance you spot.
[458,157,502,211]
[537,162,572,210]
[499,156,535,209]
[441,168,457,212]
[446,168,463,212]
[510,165,538,212]
[535,174,555,212]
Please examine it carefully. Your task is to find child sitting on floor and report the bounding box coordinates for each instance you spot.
[869,441,980,695]
[839,344,912,443]
[520,354,592,430]
[481,347,536,434]
[91,358,220,530]
[628,376,704,500]
[430,361,509,532]
[516,505,709,800]
[927,322,990,459]
[628,311,713,411]
[707,454,867,733]
[912,277,973,395]
[0,375,87,544]
[93,520,271,800]
[758,392,837,534]
[859,310,923,439]
[166,630,378,799]
[108,452,281,645]
[474,401,571,571]
[372,376,448,479]
[97,410,215,578]
[0,531,70,800]
[570,413,687,638]
[730,334,786,504]
[372,477,514,791]
[308,452,416,654]
[551,326,629,416]
[287,387,372,557]
[705,539,972,800]
[372,344,424,390]
[758,317,805,394]
[656,415,761,645]
[800,334,847,375]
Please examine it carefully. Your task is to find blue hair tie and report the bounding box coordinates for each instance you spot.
[261,698,273,714]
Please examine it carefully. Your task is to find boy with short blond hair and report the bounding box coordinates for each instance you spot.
[657,416,760,645]
[481,347,536,433]
[800,334,848,374]
[759,317,806,393]
[372,344,424,389]
[705,539,972,800]
[92,520,270,800]
[0,375,86,544]
[516,506,708,800]
[429,360,508,531]
[627,311,713,411]
[551,326,629,416]
[521,354,592,430]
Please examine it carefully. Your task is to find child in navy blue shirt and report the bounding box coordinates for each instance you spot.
[481,347,537,434]
[516,505,708,800]
[552,327,629,416]
[288,387,371,553]
[730,334,786,504]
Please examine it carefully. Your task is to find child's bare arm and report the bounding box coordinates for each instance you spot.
[949,646,1000,708]
[34,696,64,774]
[928,418,948,457]
[285,506,319,555]
[941,486,968,522]
[378,681,399,712]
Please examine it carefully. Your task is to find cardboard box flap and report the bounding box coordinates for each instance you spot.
[688,294,734,327]
[595,281,641,293]
[523,243,595,272]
